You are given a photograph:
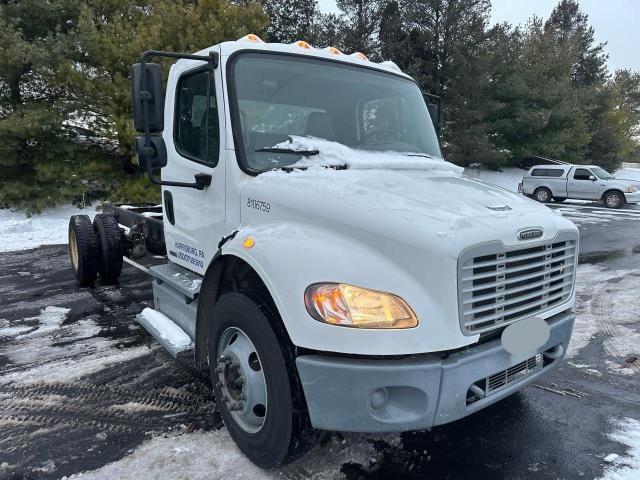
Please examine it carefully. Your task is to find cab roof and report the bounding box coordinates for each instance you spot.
[186,34,410,79]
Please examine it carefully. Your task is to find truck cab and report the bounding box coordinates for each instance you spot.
[68,35,579,468]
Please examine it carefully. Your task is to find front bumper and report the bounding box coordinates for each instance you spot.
[624,191,640,203]
[296,310,574,432]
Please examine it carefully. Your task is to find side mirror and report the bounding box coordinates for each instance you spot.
[423,93,442,135]
[589,175,596,181]
[131,63,165,133]
[135,135,167,170]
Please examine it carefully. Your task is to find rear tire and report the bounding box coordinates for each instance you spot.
[533,187,552,203]
[68,215,98,285]
[603,190,625,209]
[207,292,316,468]
[93,213,123,283]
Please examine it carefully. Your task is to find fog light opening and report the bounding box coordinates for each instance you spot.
[466,382,486,405]
[369,388,389,410]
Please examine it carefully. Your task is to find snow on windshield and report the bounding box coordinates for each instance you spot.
[273,136,464,173]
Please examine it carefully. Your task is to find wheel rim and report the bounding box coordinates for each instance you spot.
[216,327,267,434]
[537,190,549,202]
[70,230,79,271]
[606,194,619,207]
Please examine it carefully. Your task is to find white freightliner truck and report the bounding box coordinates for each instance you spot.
[67,35,579,467]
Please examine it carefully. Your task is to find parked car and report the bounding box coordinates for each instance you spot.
[519,164,640,208]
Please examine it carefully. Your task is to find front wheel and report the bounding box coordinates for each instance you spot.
[208,292,316,468]
[604,190,625,209]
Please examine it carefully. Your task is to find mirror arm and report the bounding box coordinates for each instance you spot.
[139,50,219,190]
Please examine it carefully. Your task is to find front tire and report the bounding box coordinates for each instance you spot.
[603,190,625,209]
[207,292,316,468]
[533,187,552,203]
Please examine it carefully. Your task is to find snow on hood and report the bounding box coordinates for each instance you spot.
[272,135,463,174]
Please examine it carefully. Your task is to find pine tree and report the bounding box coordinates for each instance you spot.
[0,0,268,213]
[261,0,318,43]
[378,1,407,63]
[336,0,383,55]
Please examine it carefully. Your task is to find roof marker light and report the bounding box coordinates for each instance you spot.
[350,52,368,61]
[324,46,342,55]
[239,34,264,43]
[380,60,401,71]
[293,40,312,49]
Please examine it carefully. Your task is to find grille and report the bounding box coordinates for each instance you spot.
[458,233,577,335]
[486,354,543,395]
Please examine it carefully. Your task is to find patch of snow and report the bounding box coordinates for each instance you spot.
[68,428,399,480]
[139,308,191,350]
[274,136,464,173]
[0,311,151,386]
[109,402,165,413]
[598,417,640,480]
[25,306,70,336]
[566,265,640,375]
[0,204,98,253]
[463,167,525,192]
[604,453,620,463]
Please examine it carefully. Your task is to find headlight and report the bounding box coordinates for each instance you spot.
[304,283,418,329]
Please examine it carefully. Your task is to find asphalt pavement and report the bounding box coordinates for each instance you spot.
[0,203,639,480]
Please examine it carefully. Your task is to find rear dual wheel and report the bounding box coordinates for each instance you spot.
[68,213,123,285]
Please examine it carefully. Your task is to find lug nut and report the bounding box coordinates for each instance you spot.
[219,353,230,362]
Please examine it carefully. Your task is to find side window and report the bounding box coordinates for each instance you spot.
[547,169,564,177]
[175,69,219,165]
[573,168,592,181]
[531,169,547,176]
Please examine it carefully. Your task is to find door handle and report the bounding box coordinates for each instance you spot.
[194,173,212,190]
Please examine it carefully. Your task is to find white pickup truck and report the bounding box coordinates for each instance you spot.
[520,164,640,208]
[67,35,579,467]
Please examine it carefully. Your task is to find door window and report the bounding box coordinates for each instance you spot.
[573,168,592,181]
[174,69,219,166]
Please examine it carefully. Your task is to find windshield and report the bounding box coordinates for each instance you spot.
[591,167,615,180]
[229,53,442,172]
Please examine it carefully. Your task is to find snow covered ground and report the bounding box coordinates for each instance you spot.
[0,204,97,253]
[599,417,640,480]
[66,429,398,480]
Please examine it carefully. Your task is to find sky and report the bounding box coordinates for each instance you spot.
[316,0,640,73]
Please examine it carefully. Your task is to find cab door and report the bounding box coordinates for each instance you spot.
[567,167,597,199]
[162,58,226,274]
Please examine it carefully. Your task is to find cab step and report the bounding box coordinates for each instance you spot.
[150,263,202,300]
[136,307,194,360]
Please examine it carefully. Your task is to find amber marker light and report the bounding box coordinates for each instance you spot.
[243,237,255,249]
[326,47,342,55]
[293,40,313,49]
[240,34,264,43]
[351,52,368,61]
[304,283,418,329]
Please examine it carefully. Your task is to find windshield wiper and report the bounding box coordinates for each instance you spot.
[278,163,347,173]
[404,153,438,160]
[256,147,319,157]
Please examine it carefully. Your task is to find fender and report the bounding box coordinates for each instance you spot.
[211,221,478,356]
